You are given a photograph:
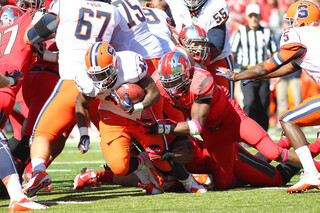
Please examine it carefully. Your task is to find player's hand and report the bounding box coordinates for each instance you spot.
[78,135,90,154]
[136,118,159,134]
[5,70,23,86]
[111,90,134,114]
[145,144,174,161]
[215,66,236,81]
[33,43,46,60]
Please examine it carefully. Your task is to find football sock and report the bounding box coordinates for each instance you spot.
[31,157,46,174]
[97,170,113,183]
[3,174,26,201]
[168,162,189,181]
[295,146,318,175]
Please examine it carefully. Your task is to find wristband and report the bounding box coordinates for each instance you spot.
[187,119,202,135]
[132,102,144,113]
[8,77,15,86]
[158,124,171,134]
[281,148,288,163]
[79,127,88,136]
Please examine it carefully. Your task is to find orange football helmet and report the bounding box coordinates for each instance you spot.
[85,42,118,89]
[284,0,320,27]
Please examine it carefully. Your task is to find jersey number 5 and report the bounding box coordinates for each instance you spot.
[75,8,111,42]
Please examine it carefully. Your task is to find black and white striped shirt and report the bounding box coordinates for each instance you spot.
[230,25,278,69]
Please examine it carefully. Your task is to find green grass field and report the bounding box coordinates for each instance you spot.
[1,126,320,212]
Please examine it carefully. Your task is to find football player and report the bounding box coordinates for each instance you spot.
[111,0,164,74]
[22,0,131,197]
[216,0,320,193]
[152,0,234,98]
[75,41,206,194]
[0,73,47,211]
[138,50,306,189]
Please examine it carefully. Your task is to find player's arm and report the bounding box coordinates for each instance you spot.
[0,70,23,88]
[137,74,161,109]
[207,24,226,60]
[170,100,210,136]
[24,12,59,45]
[75,92,95,154]
[0,73,11,88]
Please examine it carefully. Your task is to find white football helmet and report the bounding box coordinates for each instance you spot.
[184,0,207,11]
[16,0,45,11]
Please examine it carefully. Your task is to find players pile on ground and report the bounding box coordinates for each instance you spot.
[1,0,320,212]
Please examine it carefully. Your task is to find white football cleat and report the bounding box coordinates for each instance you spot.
[8,197,48,212]
[137,152,164,193]
[179,174,207,193]
[287,172,320,193]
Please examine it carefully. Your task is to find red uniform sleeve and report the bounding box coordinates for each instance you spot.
[263,43,306,72]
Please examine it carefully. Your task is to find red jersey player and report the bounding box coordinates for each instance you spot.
[139,50,303,189]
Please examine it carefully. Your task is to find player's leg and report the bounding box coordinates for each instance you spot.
[201,127,237,190]
[23,80,78,197]
[0,129,47,211]
[279,94,320,192]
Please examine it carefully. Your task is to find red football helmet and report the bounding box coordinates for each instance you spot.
[284,0,320,27]
[179,24,210,62]
[158,51,191,98]
[0,5,24,27]
[85,42,118,89]
[16,0,45,11]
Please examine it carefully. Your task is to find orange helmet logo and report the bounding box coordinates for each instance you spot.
[285,1,320,27]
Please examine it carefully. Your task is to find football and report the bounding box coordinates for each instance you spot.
[116,83,146,104]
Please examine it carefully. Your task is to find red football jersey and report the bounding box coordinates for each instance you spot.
[0,10,34,76]
[153,67,231,127]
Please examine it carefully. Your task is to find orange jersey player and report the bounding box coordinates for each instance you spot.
[216,1,320,193]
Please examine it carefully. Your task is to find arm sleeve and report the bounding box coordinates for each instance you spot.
[263,43,306,72]
[207,23,226,50]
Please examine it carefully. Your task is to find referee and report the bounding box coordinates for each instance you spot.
[230,3,278,131]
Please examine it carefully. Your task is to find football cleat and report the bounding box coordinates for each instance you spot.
[179,174,207,193]
[8,197,48,212]
[135,170,163,195]
[73,168,99,190]
[287,172,320,193]
[192,174,211,187]
[22,171,51,197]
[138,152,164,192]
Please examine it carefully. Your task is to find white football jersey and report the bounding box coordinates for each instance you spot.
[48,0,125,80]
[166,0,231,63]
[142,7,176,53]
[280,26,320,85]
[75,51,147,120]
[110,0,164,59]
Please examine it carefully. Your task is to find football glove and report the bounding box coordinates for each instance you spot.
[136,118,172,134]
[5,70,23,86]
[146,144,174,161]
[215,66,236,81]
[111,90,134,114]
[78,135,90,154]
[136,118,159,134]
